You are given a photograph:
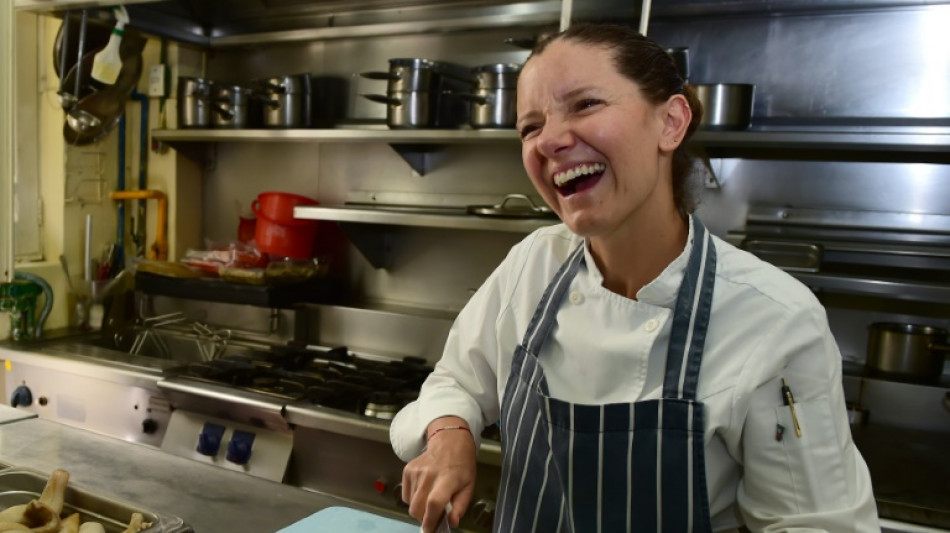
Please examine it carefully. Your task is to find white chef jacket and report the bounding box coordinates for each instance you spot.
[390,220,880,532]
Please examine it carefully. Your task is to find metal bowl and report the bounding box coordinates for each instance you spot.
[692,83,755,130]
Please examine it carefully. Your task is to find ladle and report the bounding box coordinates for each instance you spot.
[64,10,103,134]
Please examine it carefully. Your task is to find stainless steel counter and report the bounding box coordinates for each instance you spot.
[0,418,417,533]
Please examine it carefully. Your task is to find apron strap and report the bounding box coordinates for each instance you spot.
[663,217,717,400]
[521,244,586,356]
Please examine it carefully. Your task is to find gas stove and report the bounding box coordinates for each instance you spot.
[153,344,437,481]
[166,345,433,419]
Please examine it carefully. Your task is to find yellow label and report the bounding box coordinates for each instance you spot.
[4,360,11,372]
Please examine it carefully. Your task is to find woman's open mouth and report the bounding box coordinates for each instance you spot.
[553,163,606,196]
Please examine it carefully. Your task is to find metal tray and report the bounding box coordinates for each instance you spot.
[0,469,192,533]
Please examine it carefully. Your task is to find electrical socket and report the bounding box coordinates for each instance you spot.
[148,64,168,97]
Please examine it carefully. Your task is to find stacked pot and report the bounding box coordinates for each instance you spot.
[360,59,472,129]
[177,74,312,129]
[460,63,520,129]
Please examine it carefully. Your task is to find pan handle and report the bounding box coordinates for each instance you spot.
[451,92,490,104]
[360,71,398,81]
[361,93,401,106]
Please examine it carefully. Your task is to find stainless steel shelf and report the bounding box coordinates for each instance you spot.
[153,128,950,153]
[152,128,519,144]
[691,129,950,153]
[792,272,950,303]
[295,205,556,233]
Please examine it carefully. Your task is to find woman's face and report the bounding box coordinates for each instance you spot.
[517,39,682,239]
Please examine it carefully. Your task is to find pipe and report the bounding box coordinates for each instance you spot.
[116,114,126,268]
[12,271,53,339]
[130,91,149,258]
[110,190,167,260]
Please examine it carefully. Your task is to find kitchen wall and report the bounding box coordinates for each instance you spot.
[8,2,950,386]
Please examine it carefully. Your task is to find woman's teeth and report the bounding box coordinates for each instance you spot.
[553,163,606,187]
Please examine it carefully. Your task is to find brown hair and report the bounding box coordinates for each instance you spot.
[528,23,704,216]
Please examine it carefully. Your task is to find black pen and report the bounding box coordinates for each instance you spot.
[781,378,802,438]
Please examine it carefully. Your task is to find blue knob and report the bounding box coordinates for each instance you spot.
[226,430,255,465]
[196,423,225,456]
[10,385,32,408]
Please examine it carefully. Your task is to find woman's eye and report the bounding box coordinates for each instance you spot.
[574,98,602,112]
[519,125,540,140]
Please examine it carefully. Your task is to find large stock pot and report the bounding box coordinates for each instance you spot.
[866,322,950,383]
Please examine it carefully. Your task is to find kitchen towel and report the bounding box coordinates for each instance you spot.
[276,506,419,533]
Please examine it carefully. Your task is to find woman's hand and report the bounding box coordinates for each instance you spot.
[402,416,477,533]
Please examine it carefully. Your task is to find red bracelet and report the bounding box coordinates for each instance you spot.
[426,425,472,442]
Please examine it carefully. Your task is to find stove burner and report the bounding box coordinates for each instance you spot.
[170,346,432,416]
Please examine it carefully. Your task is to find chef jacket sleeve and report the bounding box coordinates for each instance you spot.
[390,239,526,462]
[733,304,880,532]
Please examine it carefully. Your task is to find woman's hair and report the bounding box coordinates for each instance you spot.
[529,23,704,216]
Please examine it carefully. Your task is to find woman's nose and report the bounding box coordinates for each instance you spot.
[535,118,574,157]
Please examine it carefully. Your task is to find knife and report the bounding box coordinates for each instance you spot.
[430,503,452,533]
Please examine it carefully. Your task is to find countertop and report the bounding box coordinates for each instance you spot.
[853,424,950,529]
[0,418,417,533]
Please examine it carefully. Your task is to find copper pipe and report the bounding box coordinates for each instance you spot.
[111,190,167,261]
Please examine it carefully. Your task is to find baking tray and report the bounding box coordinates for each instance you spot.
[0,469,192,533]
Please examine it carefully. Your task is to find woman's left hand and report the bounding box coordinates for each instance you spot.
[402,416,477,533]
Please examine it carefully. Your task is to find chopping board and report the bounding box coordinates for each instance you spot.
[276,506,420,533]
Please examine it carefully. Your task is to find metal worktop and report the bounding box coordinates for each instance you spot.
[0,418,417,533]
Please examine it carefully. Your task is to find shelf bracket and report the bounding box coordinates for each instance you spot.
[389,144,443,176]
[689,146,730,189]
[339,222,394,269]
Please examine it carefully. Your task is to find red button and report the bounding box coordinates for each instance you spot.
[374,478,387,493]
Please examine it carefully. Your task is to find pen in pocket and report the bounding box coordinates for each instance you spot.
[781,378,802,438]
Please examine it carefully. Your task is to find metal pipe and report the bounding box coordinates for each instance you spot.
[131,91,149,258]
[110,190,167,260]
[117,114,126,268]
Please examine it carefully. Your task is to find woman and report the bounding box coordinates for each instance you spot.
[391,23,879,532]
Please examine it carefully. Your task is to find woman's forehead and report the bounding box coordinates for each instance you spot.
[519,41,625,97]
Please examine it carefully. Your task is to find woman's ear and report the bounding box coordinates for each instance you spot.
[660,94,691,152]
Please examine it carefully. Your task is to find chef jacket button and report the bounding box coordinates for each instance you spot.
[569,291,584,305]
[645,318,659,332]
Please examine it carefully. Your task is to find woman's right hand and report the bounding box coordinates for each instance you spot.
[401,416,477,533]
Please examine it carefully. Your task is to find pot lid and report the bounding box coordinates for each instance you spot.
[467,194,556,219]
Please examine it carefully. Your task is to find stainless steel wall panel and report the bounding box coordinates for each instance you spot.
[650,6,950,121]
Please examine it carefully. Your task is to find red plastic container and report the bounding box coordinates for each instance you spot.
[251,191,320,258]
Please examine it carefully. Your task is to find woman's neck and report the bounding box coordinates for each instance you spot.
[589,208,689,300]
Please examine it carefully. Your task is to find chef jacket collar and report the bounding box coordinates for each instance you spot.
[580,216,694,307]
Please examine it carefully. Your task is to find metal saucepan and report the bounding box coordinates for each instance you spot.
[866,322,950,383]
[691,83,755,130]
[453,63,520,129]
[361,58,439,93]
[467,194,556,218]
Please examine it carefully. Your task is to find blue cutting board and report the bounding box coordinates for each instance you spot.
[276,506,420,533]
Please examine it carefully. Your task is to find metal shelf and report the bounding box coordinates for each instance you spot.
[792,272,950,303]
[295,205,555,233]
[691,129,950,153]
[152,128,518,144]
[154,128,950,152]
[296,205,557,269]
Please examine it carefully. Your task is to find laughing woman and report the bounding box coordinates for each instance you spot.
[391,23,879,533]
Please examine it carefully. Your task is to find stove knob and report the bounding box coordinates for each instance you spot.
[226,430,255,465]
[142,418,159,435]
[392,483,409,509]
[10,385,32,408]
[196,423,225,457]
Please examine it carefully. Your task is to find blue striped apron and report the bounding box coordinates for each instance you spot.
[494,217,717,532]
